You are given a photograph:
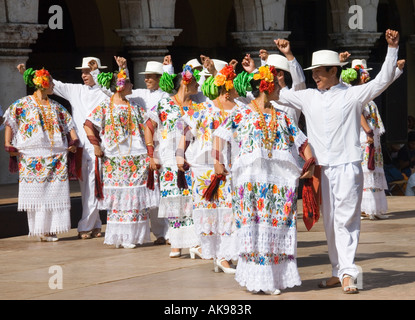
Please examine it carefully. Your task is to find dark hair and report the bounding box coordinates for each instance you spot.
[172,73,183,93]
[325,66,342,79]
[249,78,262,98]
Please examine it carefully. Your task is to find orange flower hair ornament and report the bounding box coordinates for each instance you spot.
[253,65,278,94]
[214,65,237,91]
[23,68,51,90]
[116,69,128,92]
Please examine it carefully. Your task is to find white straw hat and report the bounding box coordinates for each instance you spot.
[139,61,164,75]
[75,57,107,70]
[351,59,373,71]
[186,59,202,69]
[304,50,348,70]
[200,59,228,76]
[266,54,290,73]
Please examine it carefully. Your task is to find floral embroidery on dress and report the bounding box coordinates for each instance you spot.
[6,96,73,147]
[232,182,297,230]
[219,105,299,157]
[88,98,145,150]
[19,153,68,184]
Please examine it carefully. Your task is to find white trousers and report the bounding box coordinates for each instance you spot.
[149,207,168,239]
[77,150,102,232]
[320,162,363,280]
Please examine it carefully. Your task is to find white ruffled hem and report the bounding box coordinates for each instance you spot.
[104,221,151,246]
[235,258,302,292]
[27,209,71,236]
[166,224,200,249]
[361,189,388,215]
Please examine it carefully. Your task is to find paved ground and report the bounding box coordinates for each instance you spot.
[0,196,414,304]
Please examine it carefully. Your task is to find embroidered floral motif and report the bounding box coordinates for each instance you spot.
[102,154,149,188]
[232,181,297,229]
[107,208,149,223]
[88,98,145,150]
[220,104,299,158]
[6,97,72,146]
[19,153,68,184]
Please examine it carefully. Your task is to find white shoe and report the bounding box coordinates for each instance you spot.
[189,246,202,259]
[122,243,136,249]
[40,235,58,242]
[214,259,236,274]
[374,213,389,220]
[169,249,181,258]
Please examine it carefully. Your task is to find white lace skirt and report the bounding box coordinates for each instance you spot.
[191,166,239,260]
[361,188,388,215]
[158,166,199,248]
[232,180,301,292]
[104,211,151,246]
[18,151,71,236]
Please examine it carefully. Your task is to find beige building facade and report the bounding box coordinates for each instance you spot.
[0,0,414,185]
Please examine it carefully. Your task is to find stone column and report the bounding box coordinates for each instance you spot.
[116,0,182,88]
[231,0,290,65]
[328,0,382,60]
[0,0,47,185]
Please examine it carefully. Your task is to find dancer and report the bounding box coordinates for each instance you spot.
[178,64,240,273]
[84,69,159,248]
[4,67,78,241]
[17,57,109,240]
[145,65,201,258]
[113,56,172,245]
[214,65,315,294]
[276,29,401,293]
[341,58,405,220]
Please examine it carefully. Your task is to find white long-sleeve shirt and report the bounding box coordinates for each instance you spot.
[277,47,399,166]
[271,58,306,124]
[53,79,108,151]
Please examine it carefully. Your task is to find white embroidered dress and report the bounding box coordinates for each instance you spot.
[4,96,74,236]
[360,101,388,215]
[214,103,306,292]
[147,97,200,248]
[182,101,239,261]
[86,97,159,246]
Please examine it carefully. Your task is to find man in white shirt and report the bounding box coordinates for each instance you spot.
[276,29,400,293]
[19,57,109,240]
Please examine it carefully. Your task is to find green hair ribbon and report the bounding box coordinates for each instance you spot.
[201,76,219,100]
[159,72,177,94]
[23,68,36,88]
[341,68,358,85]
[233,71,254,97]
[97,72,114,89]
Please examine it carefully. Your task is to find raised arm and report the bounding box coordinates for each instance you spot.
[350,29,400,105]
[274,39,306,91]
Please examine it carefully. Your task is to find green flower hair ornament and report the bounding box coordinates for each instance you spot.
[159,72,177,94]
[201,76,219,100]
[193,69,201,83]
[97,72,113,89]
[233,71,254,97]
[341,68,358,85]
[23,68,36,88]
